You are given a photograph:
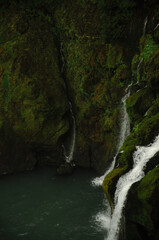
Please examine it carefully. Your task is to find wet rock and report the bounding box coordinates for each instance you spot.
[56,163,73,175]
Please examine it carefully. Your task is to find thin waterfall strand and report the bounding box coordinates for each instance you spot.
[136,57,144,81]
[154,23,159,31]
[92,155,116,186]
[143,16,148,36]
[92,89,130,186]
[135,17,148,82]
[64,102,76,163]
[60,42,76,164]
[106,134,159,240]
[117,90,130,150]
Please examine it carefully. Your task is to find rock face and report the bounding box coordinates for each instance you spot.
[54,0,133,172]
[0,1,70,174]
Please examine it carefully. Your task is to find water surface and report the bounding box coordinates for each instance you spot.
[0,167,105,240]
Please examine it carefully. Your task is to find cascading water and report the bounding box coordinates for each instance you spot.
[106,134,159,240]
[92,14,151,240]
[103,15,151,240]
[92,88,130,187]
[117,90,131,150]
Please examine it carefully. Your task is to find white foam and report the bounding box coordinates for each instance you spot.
[93,199,111,232]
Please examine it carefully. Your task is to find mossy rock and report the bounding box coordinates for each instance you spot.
[122,112,159,150]
[143,48,159,91]
[126,167,159,239]
[126,87,155,126]
[102,166,127,209]
[137,167,159,201]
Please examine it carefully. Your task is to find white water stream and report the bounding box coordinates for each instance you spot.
[106,134,159,240]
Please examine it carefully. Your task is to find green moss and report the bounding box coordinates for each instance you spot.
[102,167,127,208]
[126,88,154,126]
[121,111,159,154]
[54,0,134,172]
[145,96,159,117]
[127,168,159,234]
[137,168,159,201]
[0,5,69,148]
[142,48,159,89]
[42,118,69,145]
[140,34,159,60]
[60,37,128,145]
[101,144,134,207]
[120,145,134,166]
[132,34,159,85]
[106,44,123,68]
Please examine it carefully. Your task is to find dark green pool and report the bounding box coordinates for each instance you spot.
[0,167,105,240]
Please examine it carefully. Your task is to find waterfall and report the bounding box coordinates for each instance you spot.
[92,155,116,186]
[106,134,159,240]
[92,88,130,186]
[93,15,150,239]
[63,101,76,163]
[154,23,159,31]
[94,198,111,232]
[117,90,130,150]
[60,42,76,164]
[143,16,148,36]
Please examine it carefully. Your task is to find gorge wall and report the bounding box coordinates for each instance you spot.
[0,0,159,239]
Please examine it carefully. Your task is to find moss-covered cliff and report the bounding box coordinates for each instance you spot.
[0,0,135,173]
[54,0,135,172]
[0,1,70,173]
